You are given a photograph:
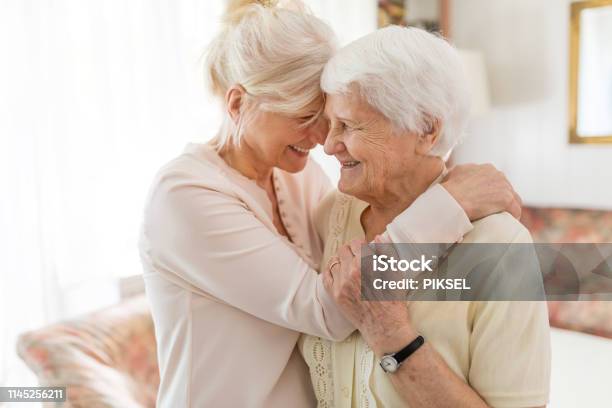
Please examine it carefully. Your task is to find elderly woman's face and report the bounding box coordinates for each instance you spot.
[323,91,433,201]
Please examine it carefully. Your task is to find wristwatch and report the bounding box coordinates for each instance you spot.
[379,335,425,373]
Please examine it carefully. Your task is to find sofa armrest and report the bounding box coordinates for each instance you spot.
[16,295,159,408]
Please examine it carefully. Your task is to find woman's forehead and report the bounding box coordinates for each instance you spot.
[324,92,377,122]
[297,95,325,117]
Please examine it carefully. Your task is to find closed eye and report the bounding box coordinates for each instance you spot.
[334,122,362,133]
[329,123,344,135]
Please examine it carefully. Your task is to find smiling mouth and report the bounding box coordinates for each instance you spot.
[341,160,361,169]
[289,145,310,155]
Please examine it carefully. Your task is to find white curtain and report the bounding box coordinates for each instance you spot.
[0,0,375,388]
[0,0,226,387]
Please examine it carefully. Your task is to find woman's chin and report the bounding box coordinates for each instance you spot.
[278,158,308,173]
[337,177,359,196]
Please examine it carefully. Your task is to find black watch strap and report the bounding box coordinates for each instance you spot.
[394,335,425,365]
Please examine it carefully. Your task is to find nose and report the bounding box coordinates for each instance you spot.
[323,129,345,156]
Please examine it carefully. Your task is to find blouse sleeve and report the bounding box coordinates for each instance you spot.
[370,184,475,265]
[383,184,473,244]
[141,172,354,341]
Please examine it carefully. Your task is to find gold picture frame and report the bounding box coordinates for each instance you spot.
[569,0,612,144]
[377,0,451,38]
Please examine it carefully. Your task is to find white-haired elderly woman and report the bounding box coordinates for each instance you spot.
[299,26,551,408]
[139,1,524,406]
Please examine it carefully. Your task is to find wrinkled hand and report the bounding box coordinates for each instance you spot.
[441,163,522,221]
[323,238,417,356]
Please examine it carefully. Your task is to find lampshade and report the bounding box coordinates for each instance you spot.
[458,49,491,116]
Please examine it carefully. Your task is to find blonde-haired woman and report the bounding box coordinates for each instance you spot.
[139,1,522,406]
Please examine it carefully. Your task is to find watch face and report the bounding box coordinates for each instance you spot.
[380,356,398,373]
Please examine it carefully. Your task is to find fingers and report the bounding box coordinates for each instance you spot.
[328,256,340,277]
[493,168,522,219]
[338,243,354,267]
[508,201,521,220]
[323,256,338,291]
[334,245,353,288]
[349,238,366,259]
[508,190,522,219]
[420,161,525,220]
[349,240,368,281]
[513,188,523,211]
[333,243,363,292]
[373,234,387,244]
[478,163,524,219]
[322,268,333,292]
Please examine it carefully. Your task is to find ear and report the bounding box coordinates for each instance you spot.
[225,85,247,123]
[415,118,441,156]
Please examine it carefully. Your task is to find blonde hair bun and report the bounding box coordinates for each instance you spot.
[224,0,308,26]
[205,0,336,149]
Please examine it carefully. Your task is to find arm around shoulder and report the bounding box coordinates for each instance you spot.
[140,169,354,340]
[384,184,473,244]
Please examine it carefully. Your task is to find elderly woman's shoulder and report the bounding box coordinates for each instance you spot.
[316,188,349,212]
[464,212,533,244]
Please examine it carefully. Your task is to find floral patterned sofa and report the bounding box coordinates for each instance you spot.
[521,206,612,339]
[16,206,612,407]
[17,295,159,407]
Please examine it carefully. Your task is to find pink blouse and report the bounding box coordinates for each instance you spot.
[139,143,471,407]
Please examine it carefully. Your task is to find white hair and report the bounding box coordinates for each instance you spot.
[205,0,337,150]
[321,25,470,158]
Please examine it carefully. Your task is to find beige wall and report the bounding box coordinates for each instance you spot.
[451,0,612,209]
